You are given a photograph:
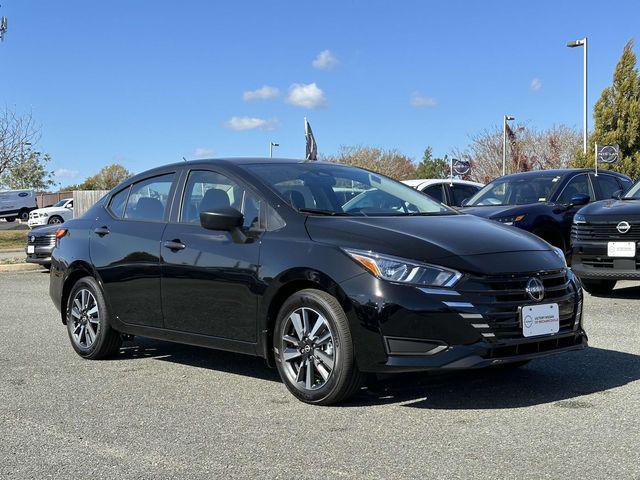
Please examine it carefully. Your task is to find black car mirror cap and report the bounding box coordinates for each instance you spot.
[569,193,590,206]
[200,208,248,243]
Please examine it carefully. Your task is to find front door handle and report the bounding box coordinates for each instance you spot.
[94,226,110,236]
[163,240,186,251]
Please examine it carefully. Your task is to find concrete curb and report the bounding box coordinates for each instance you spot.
[0,263,42,272]
[0,248,24,253]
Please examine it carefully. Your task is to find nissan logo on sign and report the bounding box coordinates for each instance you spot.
[617,221,631,234]
[525,277,545,302]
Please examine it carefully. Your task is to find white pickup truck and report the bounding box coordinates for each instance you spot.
[28,198,74,227]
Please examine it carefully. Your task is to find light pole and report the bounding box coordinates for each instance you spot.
[567,37,588,154]
[502,115,515,176]
[269,141,279,158]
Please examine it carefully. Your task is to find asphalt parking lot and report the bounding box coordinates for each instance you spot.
[1,271,639,479]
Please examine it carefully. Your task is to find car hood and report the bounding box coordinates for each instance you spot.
[27,225,59,235]
[33,207,68,215]
[578,199,640,219]
[305,214,560,275]
[459,204,538,219]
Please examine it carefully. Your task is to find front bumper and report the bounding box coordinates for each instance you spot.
[28,218,48,227]
[339,269,585,374]
[571,241,640,280]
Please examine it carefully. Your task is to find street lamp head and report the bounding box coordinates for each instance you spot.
[566,39,585,48]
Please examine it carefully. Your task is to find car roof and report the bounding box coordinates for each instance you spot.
[402,178,484,188]
[497,168,629,180]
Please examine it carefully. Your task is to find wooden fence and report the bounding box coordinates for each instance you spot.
[72,190,109,218]
[36,191,73,208]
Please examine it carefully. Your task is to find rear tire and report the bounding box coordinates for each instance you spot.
[274,289,365,405]
[18,209,29,221]
[582,279,617,296]
[65,276,122,359]
[5,216,15,222]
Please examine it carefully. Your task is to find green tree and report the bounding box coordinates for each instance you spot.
[0,149,56,190]
[414,147,448,179]
[572,39,640,178]
[74,163,132,190]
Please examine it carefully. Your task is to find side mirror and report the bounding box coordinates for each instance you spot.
[569,193,590,206]
[200,207,243,231]
[461,198,470,207]
[611,190,623,200]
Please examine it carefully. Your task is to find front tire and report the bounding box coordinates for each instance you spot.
[66,276,122,359]
[582,279,617,296]
[48,215,63,225]
[274,289,364,405]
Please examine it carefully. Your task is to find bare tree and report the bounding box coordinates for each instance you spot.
[454,124,581,183]
[0,108,41,177]
[322,145,416,180]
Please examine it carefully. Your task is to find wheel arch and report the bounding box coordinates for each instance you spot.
[259,268,353,367]
[60,261,103,324]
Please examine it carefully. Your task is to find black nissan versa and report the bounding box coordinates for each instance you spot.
[571,179,640,295]
[49,159,587,405]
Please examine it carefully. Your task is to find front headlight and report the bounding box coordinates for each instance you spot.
[573,213,587,224]
[552,246,567,267]
[342,248,462,287]
[494,214,526,226]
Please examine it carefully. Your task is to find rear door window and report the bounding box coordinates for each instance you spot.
[422,184,445,203]
[124,174,175,222]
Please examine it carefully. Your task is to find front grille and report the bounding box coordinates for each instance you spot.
[572,222,640,242]
[457,269,577,341]
[30,235,56,247]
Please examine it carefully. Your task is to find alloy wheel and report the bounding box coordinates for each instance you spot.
[281,307,336,391]
[49,217,62,224]
[70,288,100,349]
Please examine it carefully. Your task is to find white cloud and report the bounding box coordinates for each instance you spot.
[193,147,215,157]
[312,50,339,70]
[54,168,79,178]
[286,83,326,108]
[410,92,437,107]
[224,116,278,131]
[243,85,280,101]
[530,78,542,91]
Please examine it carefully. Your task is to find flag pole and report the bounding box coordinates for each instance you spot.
[595,142,598,177]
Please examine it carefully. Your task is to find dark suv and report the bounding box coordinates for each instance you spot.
[461,169,632,252]
[571,179,640,295]
[49,159,586,405]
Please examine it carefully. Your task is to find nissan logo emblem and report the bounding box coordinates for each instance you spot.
[617,221,631,234]
[525,277,545,302]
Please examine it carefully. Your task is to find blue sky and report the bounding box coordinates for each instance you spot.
[2,0,639,186]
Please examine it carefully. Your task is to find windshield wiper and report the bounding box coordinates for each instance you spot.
[297,208,351,216]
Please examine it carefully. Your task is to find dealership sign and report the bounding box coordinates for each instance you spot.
[596,144,619,164]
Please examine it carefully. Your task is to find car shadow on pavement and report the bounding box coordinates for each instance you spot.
[348,347,640,409]
[113,337,281,382]
[603,283,640,299]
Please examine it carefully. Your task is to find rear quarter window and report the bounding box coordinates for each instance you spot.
[108,187,130,218]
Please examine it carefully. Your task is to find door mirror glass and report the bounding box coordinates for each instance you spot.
[200,207,244,231]
[569,193,590,206]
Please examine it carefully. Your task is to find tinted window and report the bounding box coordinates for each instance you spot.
[245,163,451,216]
[468,175,561,206]
[451,185,480,207]
[422,184,444,203]
[108,187,129,218]
[557,174,593,204]
[596,175,622,199]
[124,174,175,221]
[181,170,261,229]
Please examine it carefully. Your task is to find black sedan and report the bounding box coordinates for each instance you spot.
[461,168,632,252]
[571,179,640,295]
[25,225,59,269]
[49,159,586,405]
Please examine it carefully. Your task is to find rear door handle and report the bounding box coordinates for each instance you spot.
[163,240,186,251]
[94,226,110,236]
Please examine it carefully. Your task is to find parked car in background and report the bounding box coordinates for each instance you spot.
[28,198,73,227]
[570,179,640,295]
[402,179,484,207]
[25,224,59,269]
[0,189,37,222]
[50,158,586,406]
[461,169,633,252]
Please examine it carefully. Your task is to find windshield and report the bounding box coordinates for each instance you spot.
[466,175,562,206]
[243,163,453,216]
[52,199,70,207]
[624,181,640,199]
